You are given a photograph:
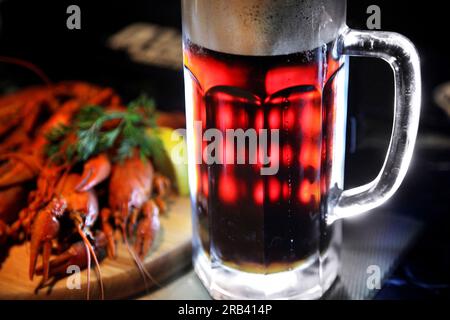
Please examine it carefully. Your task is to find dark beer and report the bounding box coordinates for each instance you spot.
[184,40,344,273]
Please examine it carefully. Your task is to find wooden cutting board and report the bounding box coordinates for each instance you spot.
[0,197,192,300]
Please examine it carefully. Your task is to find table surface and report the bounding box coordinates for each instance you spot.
[139,211,423,300]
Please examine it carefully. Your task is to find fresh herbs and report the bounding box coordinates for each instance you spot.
[45,95,165,164]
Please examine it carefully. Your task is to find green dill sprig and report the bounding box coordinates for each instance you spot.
[45,95,164,164]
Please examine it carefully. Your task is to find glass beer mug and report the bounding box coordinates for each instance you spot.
[182,0,421,299]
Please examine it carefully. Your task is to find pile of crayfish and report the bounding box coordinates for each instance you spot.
[0,81,174,298]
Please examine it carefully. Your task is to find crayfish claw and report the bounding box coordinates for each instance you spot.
[29,197,66,280]
[36,242,85,278]
[36,231,107,299]
[0,154,40,188]
[36,249,71,276]
[75,154,111,192]
[134,200,160,260]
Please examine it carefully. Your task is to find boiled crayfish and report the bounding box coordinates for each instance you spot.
[0,79,173,299]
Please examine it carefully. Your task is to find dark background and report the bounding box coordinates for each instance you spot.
[0,0,448,299]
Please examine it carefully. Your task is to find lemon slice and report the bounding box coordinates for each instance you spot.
[148,127,189,196]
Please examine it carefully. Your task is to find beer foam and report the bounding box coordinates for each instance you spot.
[182,0,346,56]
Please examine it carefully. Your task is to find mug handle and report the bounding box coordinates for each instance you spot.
[328,27,422,224]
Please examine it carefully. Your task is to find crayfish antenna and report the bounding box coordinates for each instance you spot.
[0,56,52,85]
[121,221,161,290]
[77,227,104,300]
[121,225,148,291]
[84,240,91,300]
